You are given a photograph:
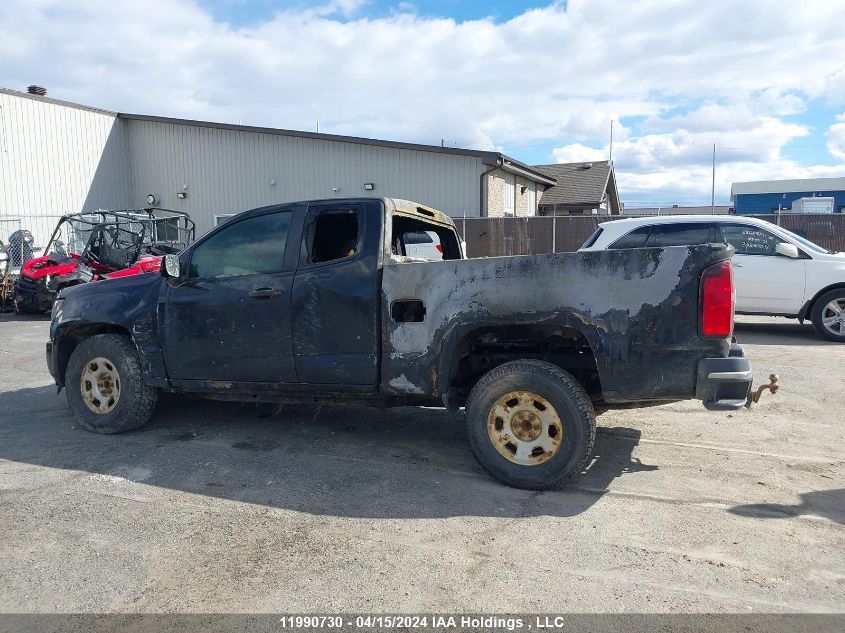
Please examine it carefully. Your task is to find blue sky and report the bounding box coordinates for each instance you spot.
[1,0,843,206]
[200,1,550,25]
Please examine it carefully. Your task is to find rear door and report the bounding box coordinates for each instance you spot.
[291,201,381,387]
[718,223,807,314]
[162,206,301,382]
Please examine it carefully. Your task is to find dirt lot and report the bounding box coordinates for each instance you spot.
[0,313,843,613]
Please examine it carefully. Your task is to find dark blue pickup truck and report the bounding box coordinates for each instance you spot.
[47,198,754,489]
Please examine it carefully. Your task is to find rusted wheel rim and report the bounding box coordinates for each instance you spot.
[80,356,121,415]
[487,390,563,466]
[821,299,845,335]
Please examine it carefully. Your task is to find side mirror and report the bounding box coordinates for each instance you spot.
[775,242,800,259]
[160,254,181,278]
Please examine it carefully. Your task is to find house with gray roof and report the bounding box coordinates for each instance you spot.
[531,160,621,216]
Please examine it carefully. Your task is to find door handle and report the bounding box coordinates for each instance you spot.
[733,263,743,268]
[248,287,282,299]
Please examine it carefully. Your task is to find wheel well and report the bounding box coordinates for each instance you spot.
[55,324,132,386]
[448,325,601,404]
[802,283,845,321]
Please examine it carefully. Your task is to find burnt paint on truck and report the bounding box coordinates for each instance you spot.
[381,244,731,403]
[50,197,742,412]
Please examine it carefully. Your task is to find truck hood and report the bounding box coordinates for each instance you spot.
[59,267,163,303]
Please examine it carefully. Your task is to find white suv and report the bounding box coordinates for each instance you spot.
[400,230,444,261]
[580,215,845,341]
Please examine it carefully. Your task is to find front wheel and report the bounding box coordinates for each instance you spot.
[811,289,845,342]
[465,360,596,490]
[65,334,159,433]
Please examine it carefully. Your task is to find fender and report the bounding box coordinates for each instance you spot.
[51,273,168,388]
[798,282,845,323]
[433,314,602,403]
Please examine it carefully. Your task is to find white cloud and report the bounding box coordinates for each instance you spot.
[315,0,370,17]
[826,114,845,161]
[0,0,843,205]
[553,116,819,205]
[551,143,606,164]
[616,158,844,208]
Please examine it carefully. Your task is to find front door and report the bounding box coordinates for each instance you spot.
[291,201,380,386]
[720,223,807,315]
[162,208,299,382]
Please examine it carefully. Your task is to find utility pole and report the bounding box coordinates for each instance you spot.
[711,142,716,214]
[609,120,614,163]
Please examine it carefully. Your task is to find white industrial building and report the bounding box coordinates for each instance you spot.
[0,87,620,244]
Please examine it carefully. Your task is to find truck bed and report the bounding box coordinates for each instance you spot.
[381,244,733,403]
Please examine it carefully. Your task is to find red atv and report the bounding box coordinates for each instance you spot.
[14,208,194,314]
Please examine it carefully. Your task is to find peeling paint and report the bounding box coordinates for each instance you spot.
[387,374,424,395]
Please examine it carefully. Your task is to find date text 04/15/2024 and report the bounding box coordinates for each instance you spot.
[277,615,571,630]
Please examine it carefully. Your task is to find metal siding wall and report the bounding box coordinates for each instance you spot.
[734,191,845,214]
[127,119,485,236]
[0,92,131,245]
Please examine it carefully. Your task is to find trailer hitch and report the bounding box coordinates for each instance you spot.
[746,373,779,408]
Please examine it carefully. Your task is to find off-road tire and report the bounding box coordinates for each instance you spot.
[811,288,845,342]
[465,359,596,490]
[65,334,158,433]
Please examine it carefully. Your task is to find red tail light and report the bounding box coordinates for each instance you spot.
[435,243,443,253]
[700,260,734,337]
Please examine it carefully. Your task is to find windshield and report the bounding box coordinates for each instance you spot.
[776,226,832,254]
[48,215,100,255]
[47,214,146,256]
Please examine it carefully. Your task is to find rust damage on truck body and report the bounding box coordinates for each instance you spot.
[380,244,732,404]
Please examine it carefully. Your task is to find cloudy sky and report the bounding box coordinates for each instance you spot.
[2,0,844,207]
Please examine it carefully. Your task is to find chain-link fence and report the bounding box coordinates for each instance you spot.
[0,215,65,262]
[455,214,845,257]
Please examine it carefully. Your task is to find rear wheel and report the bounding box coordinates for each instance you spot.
[811,289,845,342]
[465,360,596,490]
[65,334,158,433]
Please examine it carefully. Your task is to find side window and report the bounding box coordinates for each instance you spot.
[189,212,291,278]
[306,209,360,264]
[581,227,604,249]
[608,226,651,249]
[154,217,180,242]
[646,223,713,247]
[390,215,459,260]
[720,224,779,256]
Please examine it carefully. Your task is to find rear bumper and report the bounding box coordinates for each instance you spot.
[696,344,753,411]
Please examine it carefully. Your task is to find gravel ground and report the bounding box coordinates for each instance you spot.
[0,313,843,613]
